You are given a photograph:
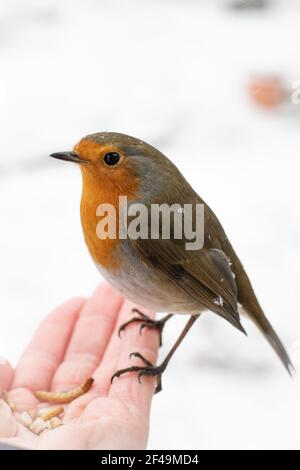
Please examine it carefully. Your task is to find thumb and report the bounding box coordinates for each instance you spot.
[0,357,14,395]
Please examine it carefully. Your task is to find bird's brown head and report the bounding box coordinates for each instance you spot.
[50,132,176,201]
[50,132,179,269]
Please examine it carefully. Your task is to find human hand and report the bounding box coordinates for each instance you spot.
[0,283,159,450]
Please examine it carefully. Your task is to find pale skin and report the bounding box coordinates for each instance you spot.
[0,283,159,450]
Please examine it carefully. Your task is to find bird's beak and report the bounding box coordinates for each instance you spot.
[49,151,87,164]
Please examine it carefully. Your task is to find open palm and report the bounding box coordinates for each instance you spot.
[0,284,159,450]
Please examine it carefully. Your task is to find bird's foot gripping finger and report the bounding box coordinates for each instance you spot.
[118,309,172,347]
[111,352,165,394]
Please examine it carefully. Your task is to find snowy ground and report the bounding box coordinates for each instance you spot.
[1,0,300,450]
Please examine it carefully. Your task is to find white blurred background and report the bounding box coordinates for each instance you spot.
[0,0,300,450]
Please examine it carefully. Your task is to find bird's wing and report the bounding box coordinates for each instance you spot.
[130,233,245,333]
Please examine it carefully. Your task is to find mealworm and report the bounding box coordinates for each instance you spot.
[3,392,16,412]
[29,418,49,435]
[50,417,63,429]
[28,410,37,420]
[19,412,33,428]
[37,407,57,417]
[34,378,94,404]
[40,406,64,421]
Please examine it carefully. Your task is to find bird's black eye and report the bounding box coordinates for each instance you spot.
[104,152,120,166]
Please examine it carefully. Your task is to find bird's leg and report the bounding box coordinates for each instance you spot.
[118,309,173,347]
[112,315,199,393]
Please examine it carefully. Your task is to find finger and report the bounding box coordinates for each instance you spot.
[65,302,158,422]
[88,300,142,395]
[108,301,159,417]
[0,400,17,439]
[50,283,124,392]
[92,301,157,395]
[0,357,14,394]
[12,298,85,391]
[65,303,132,421]
[6,388,38,413]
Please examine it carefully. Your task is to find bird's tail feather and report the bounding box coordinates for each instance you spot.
[246,303,294,376]
[229,251,294,375]
[235,269,294,375]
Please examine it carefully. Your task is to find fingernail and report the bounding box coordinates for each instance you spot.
[0,356,8,365]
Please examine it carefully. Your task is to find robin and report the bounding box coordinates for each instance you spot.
[50,132,293,392]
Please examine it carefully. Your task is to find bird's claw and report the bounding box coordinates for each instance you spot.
[129,351,153,367]
[118,309,149,338]
[111,352,164,394]
[118,309,167,347]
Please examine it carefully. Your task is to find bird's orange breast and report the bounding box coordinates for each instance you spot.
[79,142,139,272]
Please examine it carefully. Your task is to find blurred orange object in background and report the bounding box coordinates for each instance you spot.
[248,75,287,108]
